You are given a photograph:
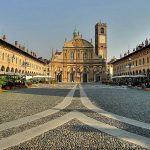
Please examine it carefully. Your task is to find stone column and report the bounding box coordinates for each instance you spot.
[87,72,89,83]
[81,72,83,83]
[94,72,96,82]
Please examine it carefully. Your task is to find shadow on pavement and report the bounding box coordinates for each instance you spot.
[11,88,71,97]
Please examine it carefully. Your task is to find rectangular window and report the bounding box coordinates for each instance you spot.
[64,53,66,58]
[70,52,74,60]
[2,53,4,60]
[83,52,87,60]
[78,52,80,58]
[147,57,149,63]
[19,59,21,65]
[16,58,17,64]
[139,59,141,65]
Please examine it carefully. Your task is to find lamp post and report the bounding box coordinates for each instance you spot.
[126,58,134,85]
[22,57,29,80]
[48,62,50,84]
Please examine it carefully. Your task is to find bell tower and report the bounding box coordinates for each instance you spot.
[95,22,107,60]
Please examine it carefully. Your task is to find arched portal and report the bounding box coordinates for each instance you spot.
[95,73,101,82]
[15,68,18,73]
[55,71,62,82]
[1,66,5,71]
[70,72,74,82]
[83,72,87,83]
[11,68,14,72]
[6,67,10,72]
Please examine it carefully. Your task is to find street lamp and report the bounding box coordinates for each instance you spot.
[48,62,50,84]
[22,58,29,80]
[126,58,134,85]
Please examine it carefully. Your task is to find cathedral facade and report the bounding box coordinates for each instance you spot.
[51,22,107,83]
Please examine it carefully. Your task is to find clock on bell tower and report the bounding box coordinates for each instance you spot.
[95,22,107,61]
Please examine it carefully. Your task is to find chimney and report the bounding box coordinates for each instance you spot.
[2,35,6,41]
[22,46,25,51]
[15,41,18,47]
[128,50,130,55]
[19,44,21,49]
[90,38,92,43]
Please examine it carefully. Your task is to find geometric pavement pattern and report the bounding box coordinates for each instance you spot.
[0,84,150,150]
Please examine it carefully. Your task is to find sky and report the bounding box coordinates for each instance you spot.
[0,0,150,61]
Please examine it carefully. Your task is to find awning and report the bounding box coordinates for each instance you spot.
[33,75,51,78]
[0,71,5,75]
[0,72,23,76]
[112,74,147,79]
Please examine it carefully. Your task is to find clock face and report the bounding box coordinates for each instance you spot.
[99,35,106,43]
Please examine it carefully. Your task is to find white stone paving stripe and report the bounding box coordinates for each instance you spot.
[0,84,76,132]
[77,112,150,149]
[0,111,150,150]
[80,85,150,130]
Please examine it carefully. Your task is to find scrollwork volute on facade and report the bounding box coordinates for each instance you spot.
[72,67,76,72]
[77,68,80,73]
[83,67,89,73]
[55,67,62,74]
[59,68,63,71]
[98,66,102,72]
[67,67,70,72]
[80,67,83,72]
[93,67,97,72]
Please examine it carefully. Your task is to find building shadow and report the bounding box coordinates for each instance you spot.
[11,88,71,97]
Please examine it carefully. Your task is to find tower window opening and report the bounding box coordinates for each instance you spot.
[100,27,104,34]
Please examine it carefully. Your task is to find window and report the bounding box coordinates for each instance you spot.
[16,57,17,64]
[147,57,149,63]
[136,60,137,66]
[100,27,104,34]
[2,53,4,60]
[70,52,74,60]
[78,52,80,58]
[139,59,141,65]
[143,58,145,65]
[19,59,21,65]
[83,52,87,60]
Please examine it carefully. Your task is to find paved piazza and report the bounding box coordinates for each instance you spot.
[0,83,150,149]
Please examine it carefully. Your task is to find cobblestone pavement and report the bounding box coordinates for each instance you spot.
[0,84,74,123]
[7,119,146,150]
[0,83,150,150]
[82,83,150,123]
